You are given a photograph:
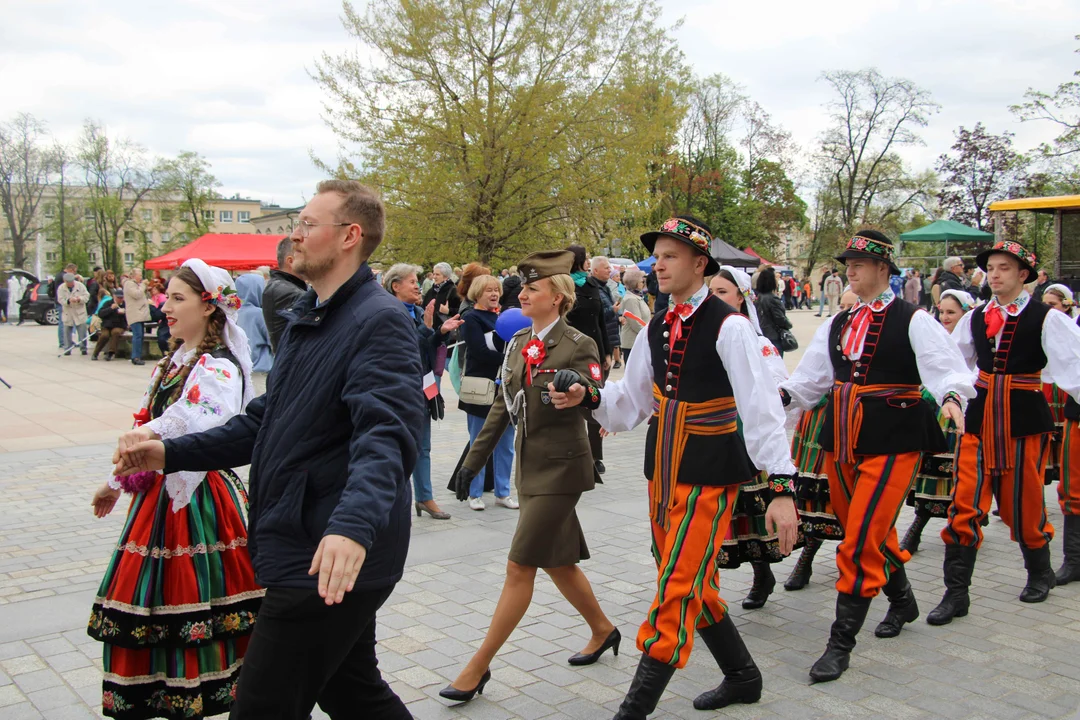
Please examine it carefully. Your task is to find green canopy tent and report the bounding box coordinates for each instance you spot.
[898,219,994,258]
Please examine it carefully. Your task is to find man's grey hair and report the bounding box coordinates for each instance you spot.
[434,262,453,280]
[944,256,963,272]
[382,263,422,295]
[623,267,644,290]
[276,236,295,268]
[63,273,75,282]
[591,256,610,270]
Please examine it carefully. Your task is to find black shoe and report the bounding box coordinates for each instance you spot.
[785,537,821,591]
[927,544,977,625]
[809,593,872,683]
[613,654,676,720]
[105,352,114,362]
[613,361,622,369]
[900,513,931,554]
[131,357,145,366]
[693,615,762,710]
[1019,545,1056,603]
[594,459,606,475]
[80,349,88,356]
[568,628,621,666]
[438,669,491,704]
[742,561,775,610]
[91,354,99,361]
[874,567,919,638]
[1056,515,1080,585]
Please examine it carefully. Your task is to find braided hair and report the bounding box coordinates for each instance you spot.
[145,266,228,410]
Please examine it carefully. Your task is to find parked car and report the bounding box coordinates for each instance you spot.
[16,274,60,326]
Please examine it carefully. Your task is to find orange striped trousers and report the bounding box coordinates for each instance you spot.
[1059,419,1080,516]
[637,482,738,669]
[944,433,1055,549]
[824,451,921,598]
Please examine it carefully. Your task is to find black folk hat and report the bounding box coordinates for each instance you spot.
[835,229,901,276]
[975,240,1037,280]
[641,215,720,276]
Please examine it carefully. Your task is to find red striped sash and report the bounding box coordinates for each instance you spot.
[832,381,923,465]
[976,370,1042,471]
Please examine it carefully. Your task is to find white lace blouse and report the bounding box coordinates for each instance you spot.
[109,347,245,511]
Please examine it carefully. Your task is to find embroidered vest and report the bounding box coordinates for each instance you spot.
[819,299,946,456]
[967,302,1054,437]
[644,295,756,487]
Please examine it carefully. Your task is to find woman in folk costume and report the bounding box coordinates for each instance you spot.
[900,289,978,554]
[710,266,803,610]
[1041,284,1076,490]
[783,289,857,592]
[88,259,263,720]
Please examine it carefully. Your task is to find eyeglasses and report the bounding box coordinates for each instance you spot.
[293,219,353,238]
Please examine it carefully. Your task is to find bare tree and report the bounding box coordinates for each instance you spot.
[0,113,53,269]
[77,121,166,270]
[818,68,939,231]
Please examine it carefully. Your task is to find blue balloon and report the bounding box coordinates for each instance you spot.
[496,307,531,341]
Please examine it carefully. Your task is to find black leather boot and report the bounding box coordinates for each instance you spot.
[874,566,919,638]
[1019,544,1056,603]
[692,615,762,710]
[1055,515,1080,585]
[899,512,931,554]
[927,544,977,625]
[784,537,821,591]
[612,654,676,720]
[809,593,872,683]
[742,561,776,610]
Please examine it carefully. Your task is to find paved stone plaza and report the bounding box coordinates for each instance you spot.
[1,312,1079,719]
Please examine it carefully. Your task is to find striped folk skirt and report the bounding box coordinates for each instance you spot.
[792,403,843,540]
[717,472,805,568]
[88,470,264,719]
[1045,383,1068,485]
[908,421,960,518]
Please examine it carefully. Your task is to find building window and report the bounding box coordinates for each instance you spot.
[46,252,58,262]
[203,210,215,222]
[89,252,99,263]
[124,252,135,265]
[84,207,94,220]
[142,208,153,222]
[238,211,251,224]
[124,230,135,242]
[161,232,171,244]
[220,210,233,223]
[160,208,173,224]
[44,204,56,219]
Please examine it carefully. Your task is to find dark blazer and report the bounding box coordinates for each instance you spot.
[567,277,611,359]
[162,264,425,591]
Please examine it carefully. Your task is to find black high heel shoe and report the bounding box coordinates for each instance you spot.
[438,669,491,704]
[568,627,621,666]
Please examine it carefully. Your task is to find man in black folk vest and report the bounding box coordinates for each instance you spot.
[551,216,799,719]
[780,229,974,683]
[930,240,1080,624]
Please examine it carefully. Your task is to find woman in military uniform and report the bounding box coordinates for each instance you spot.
[440,250,620,704]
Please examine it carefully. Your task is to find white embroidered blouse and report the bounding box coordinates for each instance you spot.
[109,346,244,511]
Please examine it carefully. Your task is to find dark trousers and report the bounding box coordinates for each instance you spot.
[230,585,410,720]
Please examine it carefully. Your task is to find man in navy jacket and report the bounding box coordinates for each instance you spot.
[115,180,424,719]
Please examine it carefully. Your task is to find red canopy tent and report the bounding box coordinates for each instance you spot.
[144,234,286,271]
[743,247,773,265]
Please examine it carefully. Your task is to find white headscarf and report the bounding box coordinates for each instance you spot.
[718,265,762,336]
[1044,283,1075,310]
[181,258,255,409]
[940,288,976,311]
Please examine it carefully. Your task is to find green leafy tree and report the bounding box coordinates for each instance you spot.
[314,0,685,266]
[936,123,1028,231]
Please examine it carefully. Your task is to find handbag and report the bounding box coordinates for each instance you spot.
[459,375,496,406]
[779,328,799,352]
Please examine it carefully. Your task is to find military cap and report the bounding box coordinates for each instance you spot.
[518,250,575,282]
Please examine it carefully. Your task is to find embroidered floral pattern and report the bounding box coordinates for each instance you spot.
[89,611,121,637]
[852,288,895,314]
[660,217,712,251]
[992,240,1037,269]
[183,383,223,416]
[762,344,778,358]
[987,291,1030,317]
[101,690,132,713]
[181,621,210,643]
[768,475,795,495]
[211,680,239,704]
[148,689,205,717]
[201,284,242,312]
[213,610,256,634]
[845,235,895,262]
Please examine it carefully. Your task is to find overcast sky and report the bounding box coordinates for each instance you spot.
[2,0,1077,209]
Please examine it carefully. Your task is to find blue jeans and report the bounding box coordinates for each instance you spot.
[412,416,434,503]
[466,413,514,499]
[817,292,825,315]
[130,321,144,360]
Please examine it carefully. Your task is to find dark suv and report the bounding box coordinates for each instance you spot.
[16,275,60,325]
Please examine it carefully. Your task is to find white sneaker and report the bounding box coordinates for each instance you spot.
[469,497,486,511]
[495,496,519,510]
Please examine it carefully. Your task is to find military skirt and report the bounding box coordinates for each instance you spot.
[508,493,590,568]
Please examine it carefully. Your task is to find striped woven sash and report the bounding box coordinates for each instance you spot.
[832,381,923,465]
[650,384,738,530]
[976,370,1042,471]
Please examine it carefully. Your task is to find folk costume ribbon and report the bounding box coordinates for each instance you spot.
[831,381,923,465]
[984,302,1006,340]
[664,303,692,343]
[843,306,872,358]
[649,384,738,530]
[975,370,1042,471]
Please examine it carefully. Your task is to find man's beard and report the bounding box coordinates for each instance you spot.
[295,254,335,282]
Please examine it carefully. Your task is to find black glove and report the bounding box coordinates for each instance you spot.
[552,369,585,393]
[428,393,445,421]
[455,467,477,502]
